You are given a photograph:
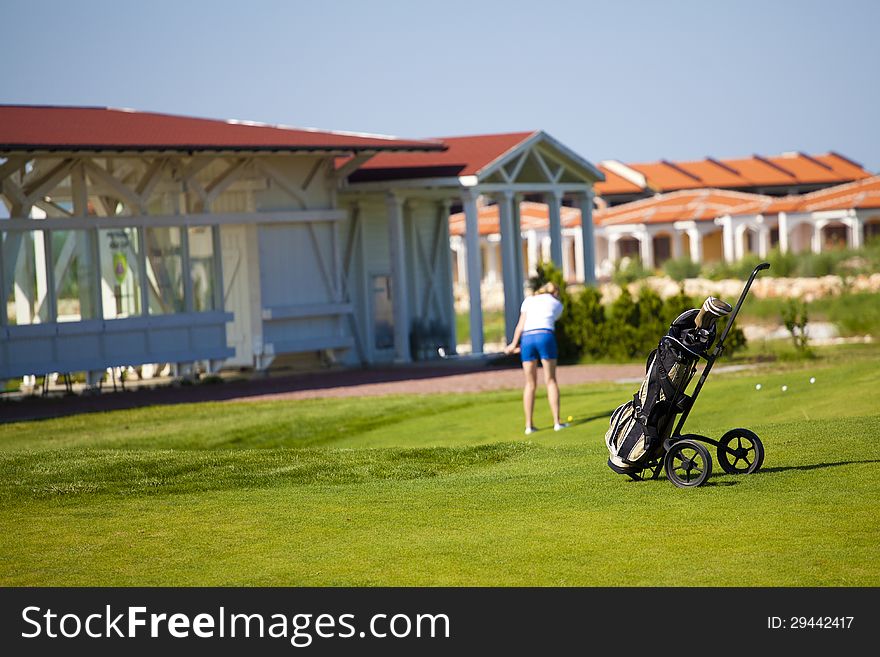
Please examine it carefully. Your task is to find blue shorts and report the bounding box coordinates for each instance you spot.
[520,329,557,362]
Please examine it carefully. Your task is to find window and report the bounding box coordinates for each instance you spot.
[146,227,185,315]
[188,226,216,312]
[2,230,50,325]
[100,227,142,319]
[53,229,98,322]
[372,274,394,351]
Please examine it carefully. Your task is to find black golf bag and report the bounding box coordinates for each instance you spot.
[605,297,731,474]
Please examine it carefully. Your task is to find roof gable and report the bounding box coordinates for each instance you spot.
[346,130,604,185]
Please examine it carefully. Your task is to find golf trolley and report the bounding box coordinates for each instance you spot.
[609,262,770,488]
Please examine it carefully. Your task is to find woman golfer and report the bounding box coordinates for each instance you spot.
[504,282,568,435]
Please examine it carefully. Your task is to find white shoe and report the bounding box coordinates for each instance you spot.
[554,423,570,432]
[525,426,538,435]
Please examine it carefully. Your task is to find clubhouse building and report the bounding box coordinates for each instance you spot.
[0,106,602,384]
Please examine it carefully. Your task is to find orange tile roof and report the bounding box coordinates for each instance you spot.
[449,201,581,236]
[594,166,644,195]
[595,189,771,226]
[628,161,705,191]
[344,131,537,182]
[602,152,871,195]
[730,175,880,215]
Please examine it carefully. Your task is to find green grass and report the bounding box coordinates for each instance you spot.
[1,346,878,586]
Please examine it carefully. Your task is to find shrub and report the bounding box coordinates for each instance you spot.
[634,286,667,354]
[768,248,797,277]
[781,299,811,355]
[795,251,838,277]
[612,256,651,285]
[662,284,697,325]
[663,256,702,282]
[565,286,607,359]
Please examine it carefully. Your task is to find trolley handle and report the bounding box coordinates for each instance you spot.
[714,262,769,353]
[673,262,769,437]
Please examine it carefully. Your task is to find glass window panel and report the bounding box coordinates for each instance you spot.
[145,227,184,315]
[188,226,216,312]
[372,274,394,350]
[99,227,142,319]
[2,230,50,325]
[53,229,98,322]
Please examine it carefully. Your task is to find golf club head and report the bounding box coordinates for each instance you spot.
[695,296,732,330]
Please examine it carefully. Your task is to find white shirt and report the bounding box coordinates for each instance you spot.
[520,293,563,332]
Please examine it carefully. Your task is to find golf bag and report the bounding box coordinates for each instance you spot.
[605,297,731,473]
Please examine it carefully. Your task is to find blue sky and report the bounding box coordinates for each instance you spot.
[3,0,878,170]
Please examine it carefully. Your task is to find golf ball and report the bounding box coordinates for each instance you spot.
[567,415,573,422]
[781,385,788,392]
[810,377,816,384]
[755,384,762,390]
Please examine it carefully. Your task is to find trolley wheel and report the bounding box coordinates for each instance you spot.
[664,439,712,488]
[716,428,764,474]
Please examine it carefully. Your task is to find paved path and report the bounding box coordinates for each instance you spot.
[231,362,647,402]
[0,361,646,423]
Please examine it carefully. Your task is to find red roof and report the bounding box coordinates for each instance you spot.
[598,152,872,196]
[0,105,445,153]
[345,131,537,182]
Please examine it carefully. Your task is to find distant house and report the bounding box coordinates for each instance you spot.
[459,153,875,285]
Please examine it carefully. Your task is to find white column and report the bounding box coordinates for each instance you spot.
[608,234,621,263]
[541,234,551,263]
[561,234,573,281]
[386,192,411,362]
[486,239,499,284]
[812,220,825,254]
[734,224,747,261]
[461,188,484,354]
[638,231,655,269]
[573,230,585,282]
[757,226,771,258]
[497,189,523,343]
[688,228,703,262]
[721,217,735,262]
[526,230,540,277]
[778,212,789,253]
[670,230,683,259]
[453,240,467,284]
[848,214,864,249]
[577,190,597,284]
[545,190,564,268]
